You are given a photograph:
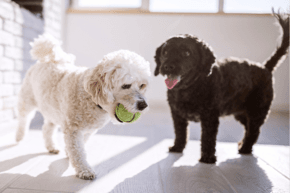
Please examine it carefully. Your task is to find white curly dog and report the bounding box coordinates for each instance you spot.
[16,34,151,180]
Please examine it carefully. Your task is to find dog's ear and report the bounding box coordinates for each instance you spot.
[84,66,115,105]
[154,43,164,76]
[198,40,216,76]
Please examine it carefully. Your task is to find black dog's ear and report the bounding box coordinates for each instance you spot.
[198,40,216,76]
[154,43,164,76]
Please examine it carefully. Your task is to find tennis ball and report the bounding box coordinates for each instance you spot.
[115,103,141,123]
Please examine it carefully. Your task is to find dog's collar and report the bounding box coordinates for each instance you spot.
[97,104,103,109]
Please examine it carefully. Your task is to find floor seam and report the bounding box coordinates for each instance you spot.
[215,166,239,193]
[0,155,47,193]
[157,160,165,193]
[254,155,290,180]
[2,187,73,193]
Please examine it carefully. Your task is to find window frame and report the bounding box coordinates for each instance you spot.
[70,0,149,12]
[68,0,275,16]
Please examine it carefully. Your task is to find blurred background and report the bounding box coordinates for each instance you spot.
[0,2,289,192]
[0,0,289,145]
[65,0,289,112]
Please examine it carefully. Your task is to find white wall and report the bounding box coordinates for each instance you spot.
[65,13,289,112]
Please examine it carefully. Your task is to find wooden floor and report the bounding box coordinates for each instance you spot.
[0,106,289,193]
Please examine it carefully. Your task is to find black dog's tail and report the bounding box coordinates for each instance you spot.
[264,9,289,72]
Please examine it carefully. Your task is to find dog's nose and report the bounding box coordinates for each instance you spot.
[137,101,148,111]
[164,64,175,71]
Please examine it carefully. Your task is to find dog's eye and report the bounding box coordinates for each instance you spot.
[140,84,146,89]
[183,51,190,57]
[164,51,168,56]
[121,84,131,89]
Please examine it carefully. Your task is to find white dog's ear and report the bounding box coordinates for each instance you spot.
[84,66,115,105]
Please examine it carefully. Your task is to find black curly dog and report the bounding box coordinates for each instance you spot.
[154,11,289,163]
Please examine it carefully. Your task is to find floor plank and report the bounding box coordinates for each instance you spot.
[254,144,289,179]
[8,134,148,193]
[82,139,167,193]
[0,131,48,192]
[216,142,290,193]
[2,188,59,193]
[0,108,288,193]
[157,140,237,193]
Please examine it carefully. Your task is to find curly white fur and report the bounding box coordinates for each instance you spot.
[16,33,151,180]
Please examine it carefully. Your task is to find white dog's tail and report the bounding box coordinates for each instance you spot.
[30,33,75,64]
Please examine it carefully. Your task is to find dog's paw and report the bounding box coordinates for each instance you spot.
[77,170,96,180]
[238,147,252,154]
[47,146,60,154]
[199,155,216,164]
[15,133,24,143]
[238,141,252,154]
[169,146,184,153]
[49,149,60,154]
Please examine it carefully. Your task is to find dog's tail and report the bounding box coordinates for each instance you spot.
[263,9,289,72]
[30,33,75,64]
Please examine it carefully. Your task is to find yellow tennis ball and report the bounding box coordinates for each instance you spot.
[131,112,141,123]
[115,103,141,123]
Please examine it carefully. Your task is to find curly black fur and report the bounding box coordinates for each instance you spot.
[154,11,289,163]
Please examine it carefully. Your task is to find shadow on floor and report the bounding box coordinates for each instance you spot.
[109,154,273,193]
[0,152,48,173]
[217,155,275,193]
[0,144,17,152]
[0,158,87,193]
[0,152,275,193]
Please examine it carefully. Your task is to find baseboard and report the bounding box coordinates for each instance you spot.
[271,104,289,114]
[148,100,289,114]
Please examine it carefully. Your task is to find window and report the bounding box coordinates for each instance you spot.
[78,0,142,8]
[149,0,218,13]
[224,0,289,13]
[73,0,289,14]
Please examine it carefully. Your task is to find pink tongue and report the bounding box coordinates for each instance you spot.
[165,78,178,89]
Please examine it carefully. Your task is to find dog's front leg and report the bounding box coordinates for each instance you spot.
[169,109,189,153]
[64,130,96,180]
[199,113,219,163]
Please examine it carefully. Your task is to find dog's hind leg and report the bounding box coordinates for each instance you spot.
[16,82,37,142]
[236,102,271,154]
[42,120,59,154]
[237,85,273,154]
[237,110,270,154]
[234,113,250,152]
[16,103,36,142]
